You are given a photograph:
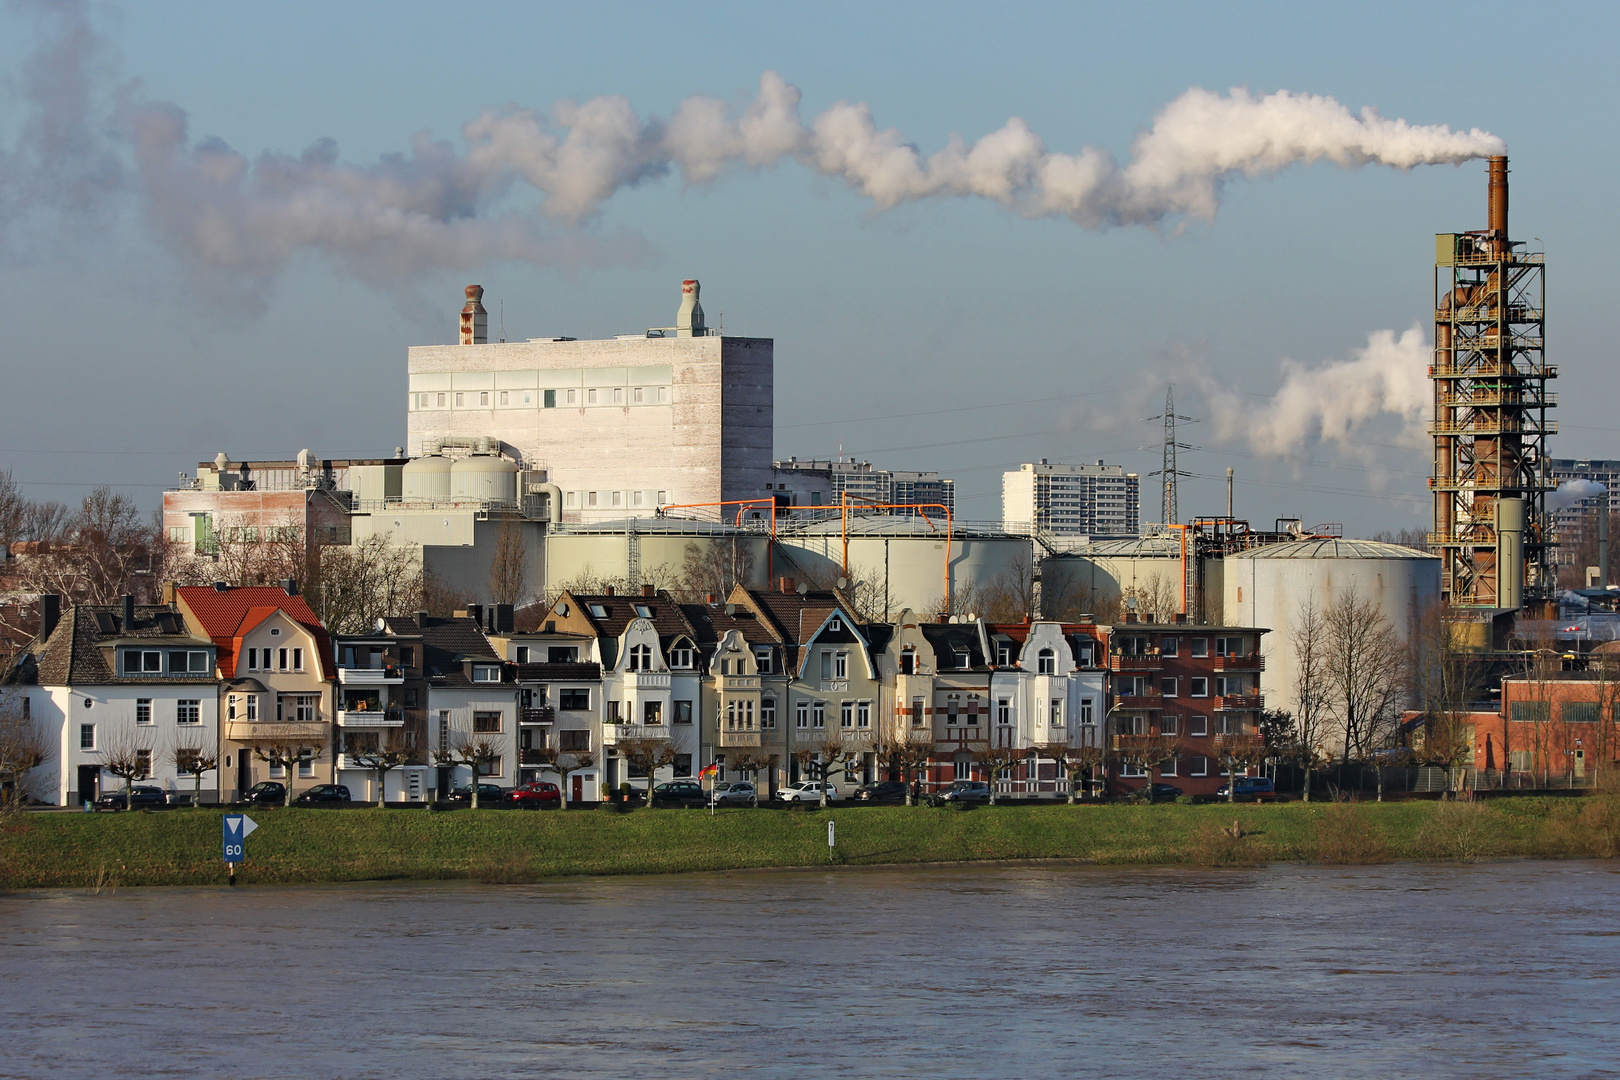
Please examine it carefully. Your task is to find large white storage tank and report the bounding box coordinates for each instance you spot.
[545,519,771,594]
[401,455,452,501]
[1040,535,1185,618]
[1223,538,1441,719]
[777,517,1031,617]
[450,454,519,503]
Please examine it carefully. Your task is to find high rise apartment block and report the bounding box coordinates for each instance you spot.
[771,458,954,517]
[1002,460,1140,537]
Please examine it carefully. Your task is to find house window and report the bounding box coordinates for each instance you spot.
[587,492,598,507]
[606,700,622,722]
[1214,676,1230,697]
[1161,637,1179,657]
[899,648,916,675]
[613,388,623,404]
[587,389,598,404]
[436,393,446,407]
[760,699,777,728]
[841,701,854,728]
[812,702,826,729]
[1191,677,1208,697]
[1049,699,1064,726]
[1160,677,1177,697]
[245,696,258,722]
[997,698,1011,724]
[245,648,257,670]
[673,754,692,777]
[478,391,489,406]
[657,387,668,403]
[277,648,289,670]
[1037,649,1056,675]
[297,750,315,778]
[819,652,832,680]
[1190,714,1208,736]
[135,699,152,725]
[566,389,577,405]
[473,665,501,683]
[292,648,303,672]
[628,644,652,671]
[997,644,1013,667]
[559,730,591,752]
[1216,715,1233,735]
[857,701,870,728]
[1191,638,1209,658]
[80,724,95,749]
[953,759,971,781]
[477,756,502,778]
[795,702,809,729]
[834,652,848,679]
[1190,756,1209,776]
[134,750,151,779]
[754,648,772,674]
[1080,698,1094,724]
[1162,715,1179,736]
[1510,701,1551,723]
[1565,702,1600,723]
[911,697,925,726]
[612,491,622,506]
[498,391,508,406]
[644,701,662,724]
[555,687,586,709]
[946,694,960,725]
[633,387,644,403]
[828,619,842,632]
[515,646,530,663]
[177,700,200,725]
[1161,757,1178,778]
[141,650,162,673]
[631,490,644,507]
[473,712,502,733]
[438,714,450,753]
[293,696,316,723]
[674,700,693,724]
[1119,758,1146,778]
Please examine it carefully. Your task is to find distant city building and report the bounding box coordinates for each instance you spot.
[1002,460,1140,538]
[771,458,954,518]
[1548,458,1620,541]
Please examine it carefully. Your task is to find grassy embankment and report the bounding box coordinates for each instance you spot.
[2,797,1618,889]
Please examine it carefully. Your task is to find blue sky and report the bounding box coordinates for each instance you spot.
[0,0,1614,530]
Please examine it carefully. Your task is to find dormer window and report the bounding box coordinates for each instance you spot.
[627,644,653,672]
[996,644,1013,667]
[473,665,501,683]
[1038,648,1056,675]
[633,604,653,619]
[753,647,773,674]
[899,648,916,675]
[954,649,971,670]
[670,647,694,669]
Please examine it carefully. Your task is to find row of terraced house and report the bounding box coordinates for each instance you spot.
[0,578,1271,805]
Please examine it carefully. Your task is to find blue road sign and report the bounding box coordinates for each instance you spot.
[222,814,258,863]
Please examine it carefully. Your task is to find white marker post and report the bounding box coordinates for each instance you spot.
[827,818,835,862]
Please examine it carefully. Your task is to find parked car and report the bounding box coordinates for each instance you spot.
[650,780,708,808]
[712,781,758,805]
[445,783,509,807]
[774,781,841,803]
[939,781,991,803]
[854,780,909,803]
[240,781,287,805]
[293,784,352,807]
[1128,783,1184,801]
[1215,777,1276,799]
[94,785,167,811]
[506,781,563,809]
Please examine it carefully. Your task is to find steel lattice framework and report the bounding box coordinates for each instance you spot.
[1430,157,1553,610]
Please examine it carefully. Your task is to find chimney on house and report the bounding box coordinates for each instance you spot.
[705,593,716,605]
[212,581,229,593]
[465,603,484,626]
[641,584,656,598]
[39,594,61,641]
[281,578,299,597]
[460,285,487,345]
[603,586,614,597]
[779,577,795,593]
[493,604,514,633]
[415,609,429,627]
[121,594,134,632]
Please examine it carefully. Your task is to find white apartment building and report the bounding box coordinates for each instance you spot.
[771,458,955,518]
[406,281,772,523]
[1003,460,1141,538]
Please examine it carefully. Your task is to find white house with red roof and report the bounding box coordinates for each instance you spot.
[172,581,337,802]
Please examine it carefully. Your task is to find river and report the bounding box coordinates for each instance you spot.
[0,861,1615,1079]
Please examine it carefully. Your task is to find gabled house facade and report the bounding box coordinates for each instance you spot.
[174,582,335,802]
[2,595,221,805]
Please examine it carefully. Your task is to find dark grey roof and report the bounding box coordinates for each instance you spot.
[384,614,499,686]
[4,604,214,687]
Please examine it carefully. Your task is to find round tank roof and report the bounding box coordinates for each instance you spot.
[789,516,1014,539]
[557,517,749,535]
[1227,539,1438,561]
[1049,536,1183,558]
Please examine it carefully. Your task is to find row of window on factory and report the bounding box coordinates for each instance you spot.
[411,385,672,410]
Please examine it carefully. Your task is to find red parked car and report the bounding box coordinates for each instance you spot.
[505,781,563,809]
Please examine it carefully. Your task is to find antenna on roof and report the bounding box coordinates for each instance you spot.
[499,299,505,343]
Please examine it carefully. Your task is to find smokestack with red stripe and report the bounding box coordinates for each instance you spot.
[460,285,487,345]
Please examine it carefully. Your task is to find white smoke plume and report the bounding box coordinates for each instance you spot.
[3,3,1506,293]
[1199,325,1433,458]
[1549,479,1607,513]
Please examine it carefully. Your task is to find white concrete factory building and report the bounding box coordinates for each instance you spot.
[1003,460,1140,538]
[406,281,772,524]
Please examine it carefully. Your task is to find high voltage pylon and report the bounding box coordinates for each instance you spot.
[1146,385,1198,526]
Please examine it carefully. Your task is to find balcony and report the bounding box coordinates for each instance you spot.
[520,706,556,724]
[1109,652,1163,672]
[338,666,404,685]
[1211,655,1265,672]
[629,671,670,690]
[1214,694,1264,712]
[600,722,664,745]
[717,727,762,747]
[224,718,326,741]
[1113,693,1162,710]
[337,708,404,728]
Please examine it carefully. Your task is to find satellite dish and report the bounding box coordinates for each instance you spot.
[796,582,808,595]
[725,604,736,615]
[836,577,849,590]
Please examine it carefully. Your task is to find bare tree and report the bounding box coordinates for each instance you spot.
[345,728,414,807]
[530,737,597,809]
[874,719,934,805]
[724,749,778,804]
[0,697,53,809]
[487,516,530,606]
[793,734,851,808]
[434,734,502,808]
[1214,729,1270,803]
[1405,601,1481,796]
[1039,741,1107,803]
[1291,593,1331,799]
[317,534,426,634]
[1118,574,1180,624]
[1112,732,1183,802]
[678,538,757,603]
[99,727,156,810]
[616,737,676,806]
[971,743,1025,804]
[248,726,330,807]
[19,487,159,605]
[1322,587,1403,764]
[170,742,220,808]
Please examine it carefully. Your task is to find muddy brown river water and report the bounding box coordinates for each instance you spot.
[1,860,1616,1079]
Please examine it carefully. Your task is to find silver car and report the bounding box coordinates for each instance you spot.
[774,781,840,803]
[712,781,758,805]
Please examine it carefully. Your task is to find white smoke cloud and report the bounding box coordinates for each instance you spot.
[1199,325,1433,458]
[1549,479,1608,513]
[3,5,1506,295]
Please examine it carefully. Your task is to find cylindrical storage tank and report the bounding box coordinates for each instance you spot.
[450,454,519,503]
[401,455,452,501]
[777,518,1032,617]
[1040,535,1186,620]
[544,520,770,596]
[1223,539,1441,734]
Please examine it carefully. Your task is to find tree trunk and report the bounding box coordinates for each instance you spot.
[376,769,387,808]
[470,769,479,809]
[193,771,203,808]
[558,768,570,810]
[1226,765,1235,803]
[123,774,133,811]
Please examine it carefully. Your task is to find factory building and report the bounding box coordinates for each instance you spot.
[1003,460,1140,539]
[770,458,955,518]
[406,281,772,524]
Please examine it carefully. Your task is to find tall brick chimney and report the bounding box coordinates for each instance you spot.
[460,285,487,345]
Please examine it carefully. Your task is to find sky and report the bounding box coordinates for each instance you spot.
[1,0,1616,533]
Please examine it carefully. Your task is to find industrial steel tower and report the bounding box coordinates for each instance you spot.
[1430,156,1554,610]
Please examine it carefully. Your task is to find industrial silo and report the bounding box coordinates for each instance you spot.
[450,454,519,503]
[401,454,453,501]
[1223,538,1441,719]
[1040,534,1186,619]
[544,518,771,596]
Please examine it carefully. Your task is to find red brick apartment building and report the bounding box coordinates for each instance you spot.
[1107,616,1269,797]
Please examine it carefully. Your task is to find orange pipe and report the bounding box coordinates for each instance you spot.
[656,498,778,584]
[838,501,954,612]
